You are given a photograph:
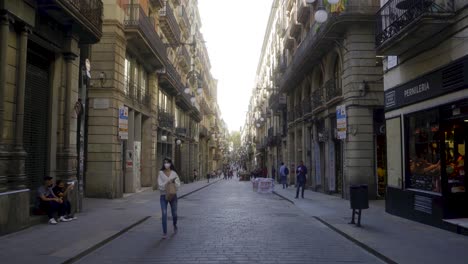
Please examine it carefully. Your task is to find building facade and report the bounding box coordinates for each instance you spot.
[246,0,386,199]
[0,0,103,234]
[378,0,468,228]
[88,0,220,198]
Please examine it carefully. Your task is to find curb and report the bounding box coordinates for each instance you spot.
[313,216,397,264]
[61,180,220,264]
[273,191,295,204]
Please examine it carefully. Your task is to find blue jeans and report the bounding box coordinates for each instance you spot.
[160,195,178,234]
[296,182,305,198]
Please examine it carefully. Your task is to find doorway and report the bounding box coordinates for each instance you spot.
[441,111,467,218]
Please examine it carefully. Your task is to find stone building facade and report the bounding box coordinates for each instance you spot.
[0,0,103,234]
[87,0,219,198]
[246,0,386,199]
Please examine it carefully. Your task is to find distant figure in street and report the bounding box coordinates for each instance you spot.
[279,162,289,189]
[295,161,307,199]
[37,177,71,224]
[53,180,77,221]
[193,169,198,182]
[207,172,210,183]
[158,158,181,239]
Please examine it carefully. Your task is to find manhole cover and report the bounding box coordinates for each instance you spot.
[274,213,299,217]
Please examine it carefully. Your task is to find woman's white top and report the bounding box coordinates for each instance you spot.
[158,170,181,195]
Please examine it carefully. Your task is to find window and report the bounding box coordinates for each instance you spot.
[124,57,130,95]
[406,109,441,193]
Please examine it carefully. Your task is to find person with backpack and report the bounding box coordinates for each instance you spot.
[279,162,289,189]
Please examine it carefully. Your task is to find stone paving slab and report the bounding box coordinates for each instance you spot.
[273,184,468,264]
[0,179,220,264]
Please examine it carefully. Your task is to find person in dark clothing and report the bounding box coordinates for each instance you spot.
[37,177,70,224]
[295,161,307,199]
[53,180,77,220]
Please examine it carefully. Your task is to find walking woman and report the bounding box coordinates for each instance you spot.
[158,158,181,239]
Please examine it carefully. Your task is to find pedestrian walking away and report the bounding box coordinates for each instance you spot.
[295,161,307,199]
[279,162,289,189]
[158,158,181,239]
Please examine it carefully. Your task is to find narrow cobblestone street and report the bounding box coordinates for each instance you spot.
[77,181,382,264]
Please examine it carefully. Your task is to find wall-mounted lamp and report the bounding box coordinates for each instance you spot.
[176,139,182,145]
[190,96,196,104]
[99,72,107,87]
[256,123,261,128]
[184,88,191,94]
[161,135,168,142]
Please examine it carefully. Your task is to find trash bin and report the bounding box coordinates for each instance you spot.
[349,185,369,210]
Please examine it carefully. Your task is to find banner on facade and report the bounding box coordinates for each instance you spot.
[336,105,347,140]
[119,106,129,140]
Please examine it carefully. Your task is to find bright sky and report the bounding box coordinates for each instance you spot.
[198,0,274,133]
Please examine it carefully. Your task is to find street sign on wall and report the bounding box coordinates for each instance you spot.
[119,106,129,140]
[336,105,347,140]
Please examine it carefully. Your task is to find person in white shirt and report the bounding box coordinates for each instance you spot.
[158,158,181,239]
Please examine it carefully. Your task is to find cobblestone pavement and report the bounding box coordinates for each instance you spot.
[77,181,383,264]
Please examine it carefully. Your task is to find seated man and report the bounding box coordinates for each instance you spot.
[53,180,77,220]
[37,177,71,224]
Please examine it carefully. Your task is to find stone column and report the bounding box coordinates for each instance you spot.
[56,45,79,182]
[0,13,11,192]
[11,25,31,189]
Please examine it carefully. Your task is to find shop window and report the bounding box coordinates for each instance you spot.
[406,109,441,193]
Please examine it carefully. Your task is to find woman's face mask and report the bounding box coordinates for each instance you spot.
[164,163,171,169]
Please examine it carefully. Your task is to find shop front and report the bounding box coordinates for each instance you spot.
[385,56,468,228]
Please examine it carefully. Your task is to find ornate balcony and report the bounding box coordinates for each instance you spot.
[179,5,191,38]
[124,4,166,69]
[312,89,324,110]
[37,0,103,43]
[159,2,181,43]
[280,0,379,93]
[288,5,302,39]
[376,0,455,55]
[158,108,175,129]
[324,78,342,101]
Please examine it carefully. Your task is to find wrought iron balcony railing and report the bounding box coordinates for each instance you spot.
[376,0,454,47]
[66,0,103,33]
[325,78,342,101]
[159,2,181,43]
[177,45,191,68]
[158,108,175,129]
[199,125,209,137]
[123,4,167,59]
